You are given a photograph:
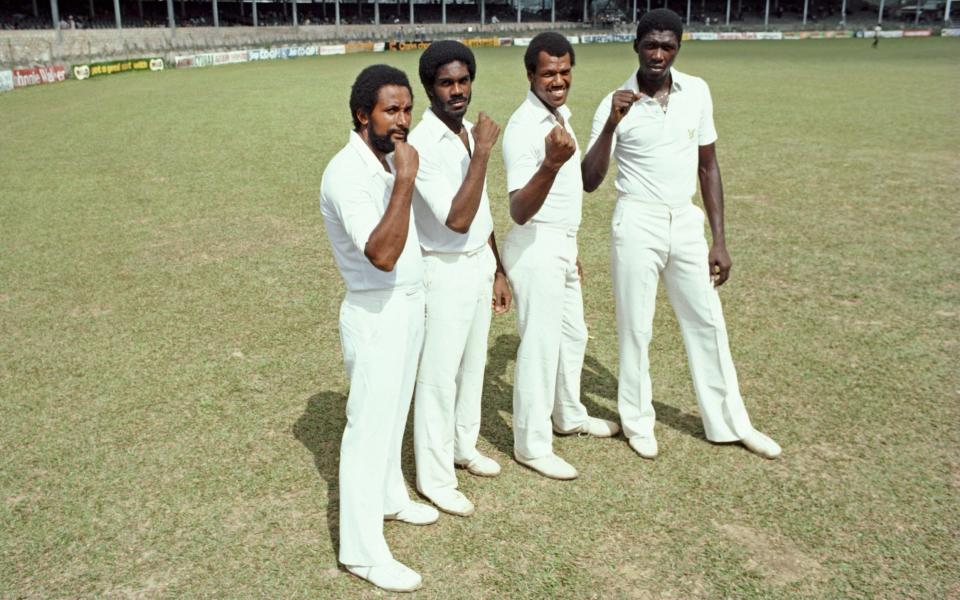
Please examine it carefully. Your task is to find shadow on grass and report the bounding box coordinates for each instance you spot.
[581,353,705,441]
[482,333,705,443]
[580,354,621,424]
[480,333,520,457]
[293,392,347,559]
[294,391,420,521]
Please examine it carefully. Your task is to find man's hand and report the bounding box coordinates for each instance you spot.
[492,272,512,314]
[608,90,642,127]
[393,141,419,181]
[472,112,500,154]
[708,243,732,287]
[544,118,576,171]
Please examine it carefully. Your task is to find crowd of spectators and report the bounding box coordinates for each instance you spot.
[0,0,951,30]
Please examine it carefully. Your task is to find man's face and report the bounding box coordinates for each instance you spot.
[634,30,680,81]
[358,84,413,154]
[527,51,572,111]
[430,60,472,122]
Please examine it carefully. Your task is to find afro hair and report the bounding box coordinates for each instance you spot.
[418,40,477,93]
[349,64,413,131]
[523,32,576,74]
[636,8,684,43]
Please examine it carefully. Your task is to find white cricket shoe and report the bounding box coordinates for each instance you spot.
[423,489,475,517]
[740,430,782,459]
[384,502,439,525]
[455,453,502,477]
[629,435,659,459]
[345,559,422,592]
[514,451,578,480]
[555,416,621,438]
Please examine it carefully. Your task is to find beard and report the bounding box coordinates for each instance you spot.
[367,122,406,154]
[434,94,470,122]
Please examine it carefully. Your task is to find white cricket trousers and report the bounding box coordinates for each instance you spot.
[502,224,590,460]
[337,285,424,567]
[414,245,496,497]
[611,197,753,443]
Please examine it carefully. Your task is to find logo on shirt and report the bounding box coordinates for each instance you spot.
[688,128,696,140]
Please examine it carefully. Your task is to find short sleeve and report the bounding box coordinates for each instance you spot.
[412,149,453,225]
[586,92,616,158]
[698,81,718,146]
[323,175,382,254]
[502,122,541,194]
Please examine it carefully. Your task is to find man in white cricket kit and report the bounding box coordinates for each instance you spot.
[581,9,781,460]
[501,32,620,481]
[408,41,513,517]
[319,65,439,594]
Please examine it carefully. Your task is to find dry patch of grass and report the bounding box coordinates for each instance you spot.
[717,522,826,588]
[1,39,958,598]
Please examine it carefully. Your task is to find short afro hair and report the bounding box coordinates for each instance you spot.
[419,40,477,93]
[523,32,576,74]
[636,8,684,43]
[349,64,413,131]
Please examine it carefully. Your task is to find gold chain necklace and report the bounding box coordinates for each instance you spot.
[654,89,670,113]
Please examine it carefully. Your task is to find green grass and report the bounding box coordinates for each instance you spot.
[1,38,958,598]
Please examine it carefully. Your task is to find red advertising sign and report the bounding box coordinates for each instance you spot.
[12,65,67,88]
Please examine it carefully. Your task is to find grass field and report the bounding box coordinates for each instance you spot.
[1,38,958,598]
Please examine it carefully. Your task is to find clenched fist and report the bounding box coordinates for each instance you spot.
[608,89,642,127]
[393,141,419,181]
[472,111,500,154]
[543,118,576,171]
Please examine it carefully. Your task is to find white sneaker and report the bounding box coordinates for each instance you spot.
[455,453,502,477]
[513,451,578,480]
[345,559,422,592]
[384,502,439,525]
[740,430,782,459]
[554,416,621,438]
[423,489,475,517]
[629,435,658,459]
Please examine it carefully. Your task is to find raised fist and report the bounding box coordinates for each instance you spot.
[544,121,576,171]
[393,141,419,180]
[609,89,642,126]
[472,111,500,153]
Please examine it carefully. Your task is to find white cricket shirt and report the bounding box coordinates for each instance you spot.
[408,107,494,253]
[320,131,423,292]
[587,68,718,203]
[502,91,582,231]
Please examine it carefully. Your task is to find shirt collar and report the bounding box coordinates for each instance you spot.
[348,130,394,177]
[523,90,572,125]
[421,107,473,142]
[622,67,684,94]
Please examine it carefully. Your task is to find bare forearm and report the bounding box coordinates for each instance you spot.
[445,148,491,234]
[487,231,505,274]
[365,177,415,271]
[581,124,615,192]
[509,163,561,225]
[699,164,725,245]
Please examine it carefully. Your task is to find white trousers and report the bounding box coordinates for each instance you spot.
[502,225,590,459]
[414,245,496,497]
[337,286,424,567]
[611,198,753,443]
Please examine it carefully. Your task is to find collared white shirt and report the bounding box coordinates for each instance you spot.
[502,90,582,231]
[320,131,423,292]
[408,107,494,253]
[587,68,718,203]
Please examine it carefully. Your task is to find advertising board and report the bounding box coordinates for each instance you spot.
[13,65,67,87]
[73,58,162,79]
